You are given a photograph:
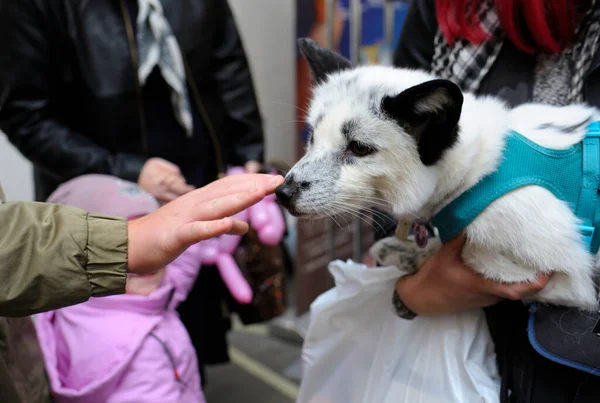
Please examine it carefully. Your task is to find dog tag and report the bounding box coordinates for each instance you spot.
[413,221,429,248]
[395,219,412,241]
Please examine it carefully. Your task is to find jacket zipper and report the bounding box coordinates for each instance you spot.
[119,0,149,156]
[149,333,184,384]
[182,57,225,178]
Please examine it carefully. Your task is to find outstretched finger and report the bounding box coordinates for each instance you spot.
[189,174,284,204]
[228,218,250,235]
[177,218,235,246]
[191,190,268,222]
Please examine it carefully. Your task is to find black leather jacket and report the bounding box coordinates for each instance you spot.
[0,0,264,200]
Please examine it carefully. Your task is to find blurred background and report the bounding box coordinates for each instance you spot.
[0,1,409,402]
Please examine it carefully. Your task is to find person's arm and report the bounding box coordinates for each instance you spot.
[0,0,145,184]
[395,235,552,317]
[0,202,128,317]
[210,0,264,167]
[393,0,439,70]
[0,173,284,318]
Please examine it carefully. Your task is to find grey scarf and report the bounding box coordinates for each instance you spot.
[136,0,194,136]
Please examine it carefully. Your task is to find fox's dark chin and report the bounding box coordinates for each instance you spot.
[280,198,377,219]
[280,205,330,219]
[278,204,306,218]
[285,208,304,217]
[285,209,319,219]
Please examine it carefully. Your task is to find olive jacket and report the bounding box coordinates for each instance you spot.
[0,184,128,403]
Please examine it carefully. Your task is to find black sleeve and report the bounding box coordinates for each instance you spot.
[0,0,146,183]
[393,0,439,70]
[210,0,265,165]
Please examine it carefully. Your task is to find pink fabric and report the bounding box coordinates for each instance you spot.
[46,174,160,219]
[35,243,206,403]
[36,174,206,402]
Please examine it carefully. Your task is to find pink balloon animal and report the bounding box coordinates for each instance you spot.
[197,167,286,304]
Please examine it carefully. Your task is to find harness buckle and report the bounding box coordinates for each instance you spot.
[579,224,595,250]
[585,121,600,138]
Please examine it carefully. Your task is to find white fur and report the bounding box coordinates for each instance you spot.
[289,65,600,311]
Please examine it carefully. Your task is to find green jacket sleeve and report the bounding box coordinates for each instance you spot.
[0,201,128,317]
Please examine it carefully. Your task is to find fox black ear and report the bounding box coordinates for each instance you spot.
[298,38,353,84]
[381,79,463,166]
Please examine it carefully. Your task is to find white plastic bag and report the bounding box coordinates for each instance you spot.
[297,260,501,403]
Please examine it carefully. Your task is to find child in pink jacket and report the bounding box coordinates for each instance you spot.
[34,174,206,403]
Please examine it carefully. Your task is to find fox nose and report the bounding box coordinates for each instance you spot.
[275,181,299,205]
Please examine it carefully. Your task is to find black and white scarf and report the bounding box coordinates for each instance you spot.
[431,0,600,104]
[136,0,194,136]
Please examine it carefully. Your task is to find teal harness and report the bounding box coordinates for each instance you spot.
[429,121,600,377]
[432,121,600,254]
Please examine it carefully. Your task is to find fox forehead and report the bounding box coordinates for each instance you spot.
[306,66,436,126]
[308,104,358,149]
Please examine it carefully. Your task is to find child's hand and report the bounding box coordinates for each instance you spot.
[127,173,284,275]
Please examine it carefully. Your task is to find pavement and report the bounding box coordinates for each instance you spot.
[203,280,310,403]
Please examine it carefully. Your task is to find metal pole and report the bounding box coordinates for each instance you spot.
[384,0,396,54]
[324,0,337,262]
[350,0,363,262]
[349,0,363,66]
[324,0,335,50]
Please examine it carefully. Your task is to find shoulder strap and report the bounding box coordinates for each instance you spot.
[577,121,600,252]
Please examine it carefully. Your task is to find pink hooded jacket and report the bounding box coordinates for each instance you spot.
[34,175,206,403]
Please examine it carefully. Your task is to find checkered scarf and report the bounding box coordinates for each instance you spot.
[136,0,194,136]
[431,0,600,103]
[569,2,600,102]
[430,0,503,93]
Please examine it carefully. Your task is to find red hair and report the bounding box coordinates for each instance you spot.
[436,0,590,54]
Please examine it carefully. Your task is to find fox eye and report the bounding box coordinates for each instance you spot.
[348,141,374,157]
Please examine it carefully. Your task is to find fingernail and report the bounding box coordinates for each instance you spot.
[269,175,284,186]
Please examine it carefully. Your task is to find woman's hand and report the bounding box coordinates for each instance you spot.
[395,235,552,316]
[244,160,262,174]
[138,158,195,203]
[127,173,284,274]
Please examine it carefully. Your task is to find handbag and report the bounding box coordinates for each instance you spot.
[230,219,290,325]
[527,303,600,376]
